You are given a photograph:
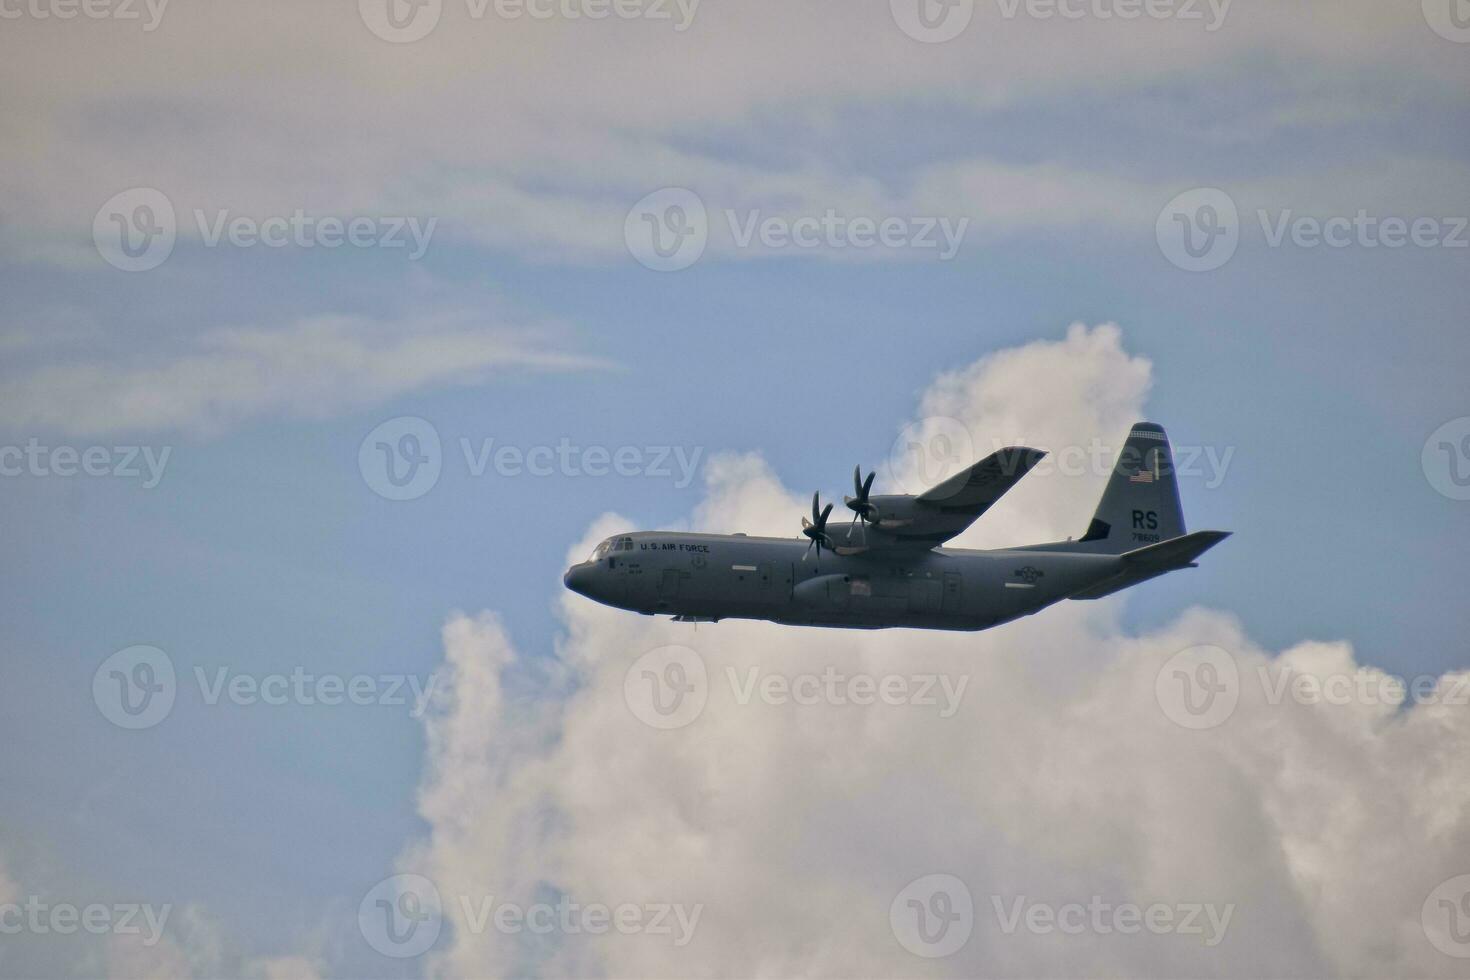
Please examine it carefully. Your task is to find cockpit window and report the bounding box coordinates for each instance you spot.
[590,536,634,561]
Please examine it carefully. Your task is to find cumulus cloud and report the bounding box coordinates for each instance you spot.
[397,325,1470,978]
[0,311,609,437]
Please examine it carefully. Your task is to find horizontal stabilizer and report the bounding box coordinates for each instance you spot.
[1118,529,1232,571]
[1068,530,1231,600]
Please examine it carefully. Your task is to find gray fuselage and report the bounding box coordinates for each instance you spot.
[564,529,1126,631]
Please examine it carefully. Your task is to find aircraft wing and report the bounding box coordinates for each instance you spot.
[830,447,1046,554]
[915,447,1048,514]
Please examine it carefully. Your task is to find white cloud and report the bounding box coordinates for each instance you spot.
[0,311,609,437]
[1,2,1466,264]
[399,325,1470,978]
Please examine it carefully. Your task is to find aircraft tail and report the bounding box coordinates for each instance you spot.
[1073,422,1186,554]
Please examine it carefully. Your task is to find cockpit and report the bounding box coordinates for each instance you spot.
[589,535,635,561]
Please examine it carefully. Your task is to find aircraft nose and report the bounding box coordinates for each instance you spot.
[564,562,595,598]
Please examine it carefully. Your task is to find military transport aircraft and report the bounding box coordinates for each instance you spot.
[564,423,1229,631]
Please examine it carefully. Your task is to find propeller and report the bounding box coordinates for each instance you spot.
[801,491,835,565]
[844,466,878,526]
[844,466,879,544]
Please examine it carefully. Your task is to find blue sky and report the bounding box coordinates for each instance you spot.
[2,2,1469,976]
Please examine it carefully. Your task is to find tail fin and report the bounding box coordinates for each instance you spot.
[1074,423,1185,554]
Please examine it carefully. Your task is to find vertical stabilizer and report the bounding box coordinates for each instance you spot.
[1073,423,1186,554]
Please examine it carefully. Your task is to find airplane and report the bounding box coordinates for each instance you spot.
[563,423,1230,631]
